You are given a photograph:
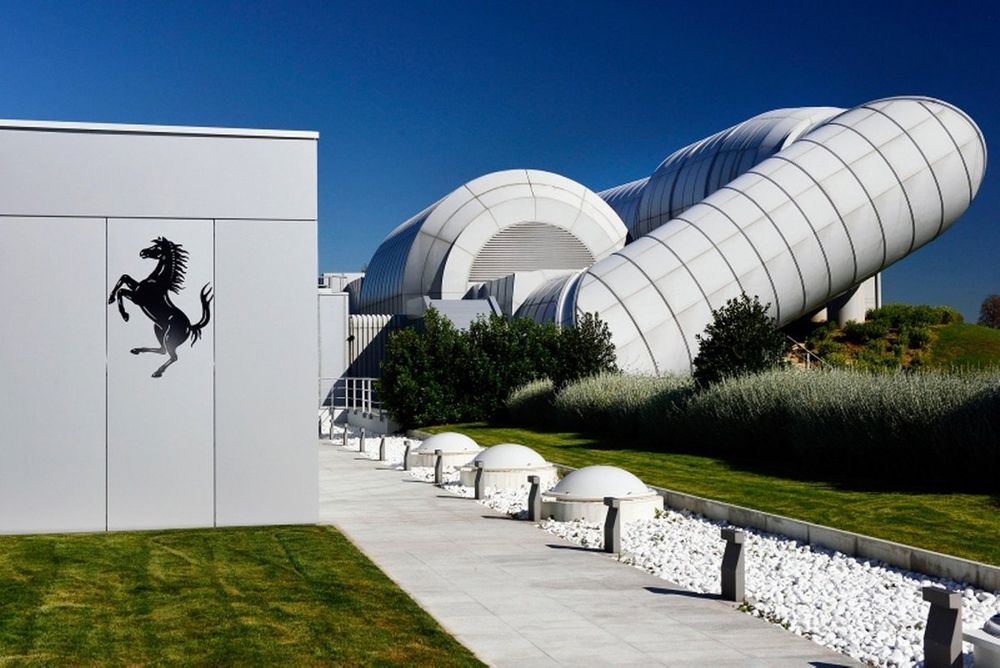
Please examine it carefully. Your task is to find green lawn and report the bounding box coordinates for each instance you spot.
[930,322,1000,368]
[0,525,482,666]
[426,423,1000,566]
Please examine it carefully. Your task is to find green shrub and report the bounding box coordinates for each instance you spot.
[908,326,932,349]
[814,339,843,357]
[506,378,556,428]
[552,312,618,389]
[823,351,851,367]
[466,315,560,420]
[692,294,789,387]
[842,320,868,344]
[867,303,963,328]
[379,308,473,428]
[380,308,618,428]
[553,372,693,435]
[980,294,1000,329]
[808,321,837,343]
[843,319,890,345]
[863,320,890,340]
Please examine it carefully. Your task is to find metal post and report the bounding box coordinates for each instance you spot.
[720,528,746,602]
[359,428,366,454]
[527,475,541,521]
[923,586,962,668]
[434,449,443,485]
[328,406,335,439]
[603,497,622,554]
[403,442,411,471]
[378,436,386,462]
[342,425,348,448]
[474,461,485,500]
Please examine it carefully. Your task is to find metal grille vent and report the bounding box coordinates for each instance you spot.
[469,222,594,281]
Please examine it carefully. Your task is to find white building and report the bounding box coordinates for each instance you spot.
[0,119,319,534]
[339,96,985,375]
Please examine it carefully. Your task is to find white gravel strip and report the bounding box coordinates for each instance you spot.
[542,512,998,667]
[331,426,1000,667]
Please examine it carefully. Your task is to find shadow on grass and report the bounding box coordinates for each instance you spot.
[444,421,997,496]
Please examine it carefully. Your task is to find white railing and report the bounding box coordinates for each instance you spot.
[319,376,380,412]
[786,336,831,370]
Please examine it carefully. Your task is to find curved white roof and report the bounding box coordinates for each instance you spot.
[414,432,481,454]
[470,443,547,470]
[357,96,986,379]
[574,96,986,374]
[547,465,651,499]
[358,169,628,316]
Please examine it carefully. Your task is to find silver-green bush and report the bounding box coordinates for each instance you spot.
[506,378,555,428]
[667,368,1000,483]
[553,372,694,434]
[507,368,1000,488]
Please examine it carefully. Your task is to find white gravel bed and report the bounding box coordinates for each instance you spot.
[542,511,998,667]
[330,426,999,667]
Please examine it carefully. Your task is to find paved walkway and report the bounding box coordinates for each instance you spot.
[318,441,855,667]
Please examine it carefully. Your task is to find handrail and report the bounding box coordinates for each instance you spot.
[785,335,831,370]
[318,376,380,411]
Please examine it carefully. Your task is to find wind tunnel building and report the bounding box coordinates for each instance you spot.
[335,96,986,376]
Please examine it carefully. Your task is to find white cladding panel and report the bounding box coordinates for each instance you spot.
[0,217,107,533]
[0,129,316,220]
[107,219,215,530]
[318,291,349,404]
[0,123,318,534]
[214,220,318,526]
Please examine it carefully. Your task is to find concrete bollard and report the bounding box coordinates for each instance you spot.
[527,475,542,521]
[923,586,962,668]
[342,426,348,448]
[434,449,443,485]
[328,406,335,439]
[963,613,1000,668]
[603,497,622,554]
[474,461,485,500]
[403,442,411,471]
[720,528,746,602]
[359,428,366,453]
[378,436,386,462]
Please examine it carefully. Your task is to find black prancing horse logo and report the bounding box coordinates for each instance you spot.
[108,237,213,378]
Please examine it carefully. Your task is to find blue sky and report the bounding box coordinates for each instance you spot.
[2,1,997,319]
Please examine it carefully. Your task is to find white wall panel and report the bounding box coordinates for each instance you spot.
[0,129,316,220]
[318,292,349,404]
[107,219,214,530]
[215,220,317,526]
[0,217,106,533]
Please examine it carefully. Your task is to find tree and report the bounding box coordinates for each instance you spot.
[465,314,559,420]
[693,294,789,387]
[378,308,472,428]
[979,294,1000,329]
[379,308,618,427]
[553,312,618,389]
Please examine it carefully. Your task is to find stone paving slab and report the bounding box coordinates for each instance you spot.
[318,441,857,667]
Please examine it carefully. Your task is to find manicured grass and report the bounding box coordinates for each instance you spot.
[0,525,482,666]
[426,423,1000,566]
[929,322,1000,368]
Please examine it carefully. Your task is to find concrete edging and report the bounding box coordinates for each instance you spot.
[406,430,999,591]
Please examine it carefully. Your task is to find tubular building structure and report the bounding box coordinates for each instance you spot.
[344,96,985,375]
